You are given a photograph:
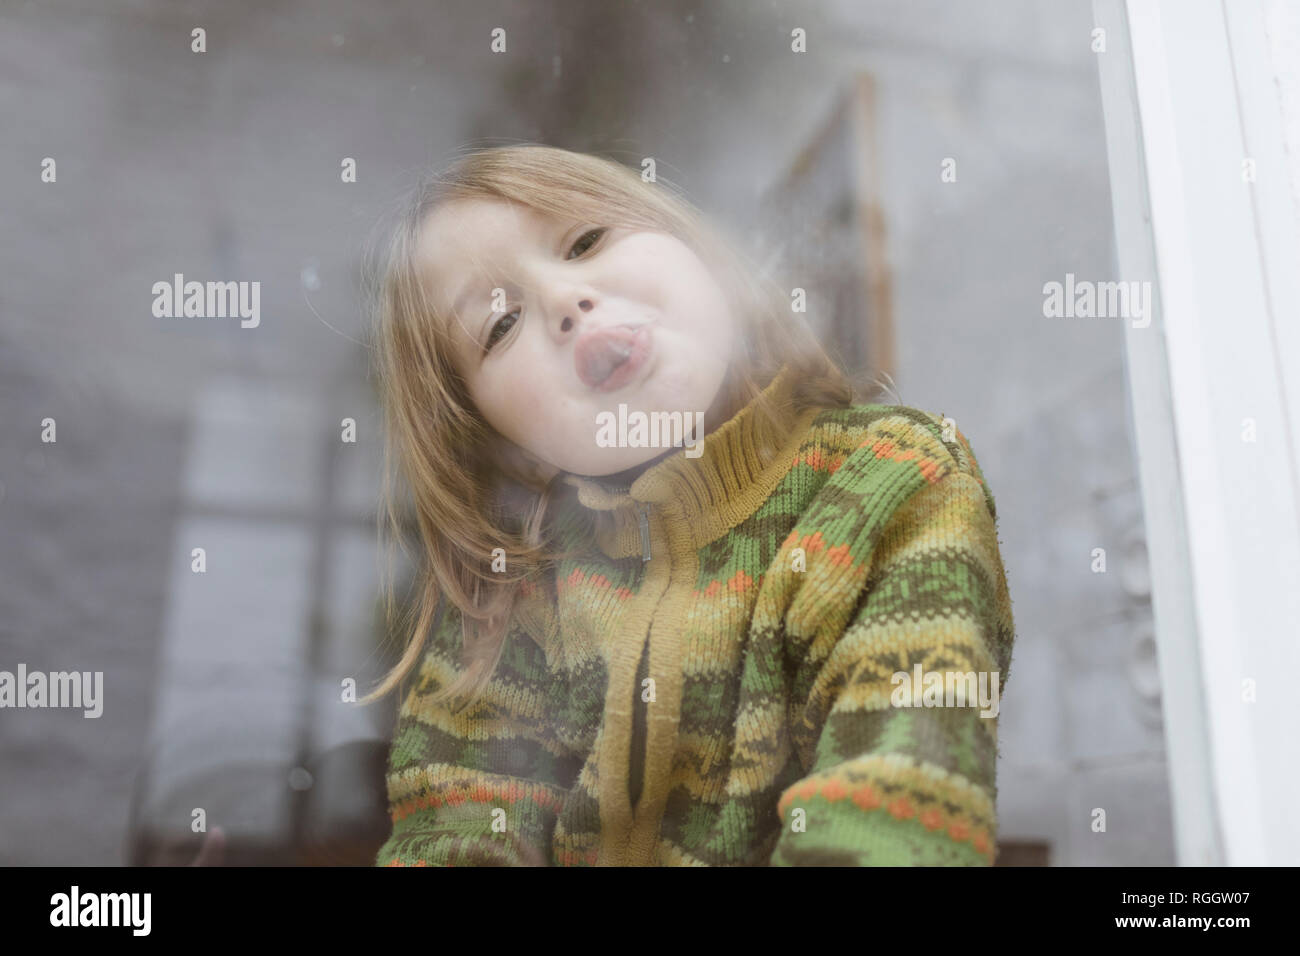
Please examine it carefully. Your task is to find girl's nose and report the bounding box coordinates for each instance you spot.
[559,299,595,334]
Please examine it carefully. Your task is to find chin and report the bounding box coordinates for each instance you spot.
[571,453,659,478]
[584,436,675,472]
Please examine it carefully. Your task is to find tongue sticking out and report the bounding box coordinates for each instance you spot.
[574,325,643,389]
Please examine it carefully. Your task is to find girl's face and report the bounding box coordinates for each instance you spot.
[418,197,737,478]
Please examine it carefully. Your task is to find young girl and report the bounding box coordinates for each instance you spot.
[363,144,1015,866]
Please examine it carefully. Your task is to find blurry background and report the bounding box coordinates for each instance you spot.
[0,0,1171,865]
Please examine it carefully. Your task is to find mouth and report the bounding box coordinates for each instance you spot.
[574,322,654,392]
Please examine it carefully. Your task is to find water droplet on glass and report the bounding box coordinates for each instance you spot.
[288,767,314,791]
[301,261,321,292]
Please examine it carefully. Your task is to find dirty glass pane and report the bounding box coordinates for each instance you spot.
[0,0,1167,870]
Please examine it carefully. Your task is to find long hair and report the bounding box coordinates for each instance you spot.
[361,143,880,712]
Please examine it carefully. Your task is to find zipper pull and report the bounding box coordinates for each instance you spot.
[637,503,651,562]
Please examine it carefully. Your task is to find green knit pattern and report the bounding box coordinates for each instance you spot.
[376,402,1015,866]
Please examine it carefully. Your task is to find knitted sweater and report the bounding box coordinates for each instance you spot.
[376,366,1016,866]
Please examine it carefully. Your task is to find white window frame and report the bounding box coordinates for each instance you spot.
[1093,0,1300,866]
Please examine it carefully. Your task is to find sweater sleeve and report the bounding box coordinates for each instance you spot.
[769,453,1015,866]
[374,594,574,867]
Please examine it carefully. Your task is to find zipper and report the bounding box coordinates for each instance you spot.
[636,502,652,562]
[630,504,651,813]
[631,505,651,816]
[628,638,651,815]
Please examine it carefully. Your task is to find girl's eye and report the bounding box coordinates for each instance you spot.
[485,309,519,351]
[566,227,607,259]
[482,229,605,353]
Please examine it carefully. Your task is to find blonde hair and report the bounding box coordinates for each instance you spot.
[361,143,879,712]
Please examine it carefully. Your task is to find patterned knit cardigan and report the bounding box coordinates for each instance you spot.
[376,366,1016,866]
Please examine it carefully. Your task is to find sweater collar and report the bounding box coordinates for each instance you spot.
[559,365,819,558]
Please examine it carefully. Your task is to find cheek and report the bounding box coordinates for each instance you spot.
[676,268,736,351]
[474,370,541,441]
[619,235,698,295]
[471,363,578,461]
[654,248,732,324]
